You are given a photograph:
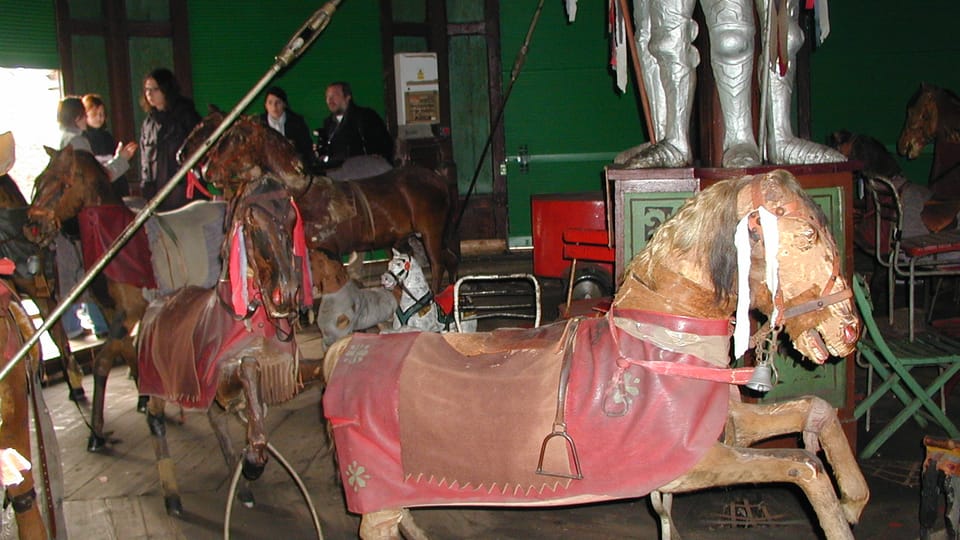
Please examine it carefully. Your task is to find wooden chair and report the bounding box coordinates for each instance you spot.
[852,273,960,459]
[861,174,960,340]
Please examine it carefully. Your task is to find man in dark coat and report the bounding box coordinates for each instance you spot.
[318,81,393,170]
[258,86,319,173]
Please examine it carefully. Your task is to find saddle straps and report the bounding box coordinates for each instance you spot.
[536,318,584,480]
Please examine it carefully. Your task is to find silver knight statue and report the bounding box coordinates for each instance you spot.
[617,0,844,168]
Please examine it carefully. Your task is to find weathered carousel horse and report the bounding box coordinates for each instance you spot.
[380,248,477,333]
[827,130,954,253]
[179,111,459,293]
[0,173,87,402]
[24,145,225,452]
[0,261,65,539]
[312,250,396,348]
[137,175,309,516]
[898,83,960,232]
[323,170,868,540]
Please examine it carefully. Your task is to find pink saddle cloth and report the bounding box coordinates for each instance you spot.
[323,309,732,514]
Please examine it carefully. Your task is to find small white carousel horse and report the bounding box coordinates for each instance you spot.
[323,170,868,540]
[313,250,396,347]
[381,248,475,333]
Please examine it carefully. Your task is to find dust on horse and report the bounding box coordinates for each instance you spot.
[313,250,395,347]
[323,170,867,540]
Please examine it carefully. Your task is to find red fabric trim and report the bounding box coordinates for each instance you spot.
[78,206,157,289]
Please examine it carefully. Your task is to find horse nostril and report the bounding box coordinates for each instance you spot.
[273,287,282,306]
[843,322,860,344]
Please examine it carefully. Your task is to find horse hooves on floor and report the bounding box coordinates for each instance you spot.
[136,395,149,414]
[69,387,87,402]
[164,495,183,516]
[241,459,266,481]
[238,488,255,508]
[86,433,107,453]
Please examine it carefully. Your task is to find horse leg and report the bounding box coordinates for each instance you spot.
[237,356,268,481]
[650,490,679,540]
[37,297,86,401]
[661,444,854,540]
[418,230,446,294]
[146,396,182,516]
[724,397,869,523]
[207,402,255,508]
[1,362,48,539]
[86,339,118,452]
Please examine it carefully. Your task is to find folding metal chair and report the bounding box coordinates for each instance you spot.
[453,274,542,332]
[861,175,960,340]
[852,274,960,459]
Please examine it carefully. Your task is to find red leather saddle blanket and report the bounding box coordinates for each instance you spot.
[78,206,156,289]
[137,286,298,408]
[323,310,732,514]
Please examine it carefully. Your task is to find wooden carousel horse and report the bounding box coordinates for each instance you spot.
[137,175,309,516]
[898,83,960,232]
[24,145,224,452]
[380,248,476,333]
[179,111,460,293]
[0,173,87,402]
[322,170,868,540]
[0,259,65,539]
[312,250,396,348]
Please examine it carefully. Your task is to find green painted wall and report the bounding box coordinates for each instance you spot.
[5,1,960,241]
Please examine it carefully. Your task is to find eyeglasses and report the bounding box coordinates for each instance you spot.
[144,86,160,94]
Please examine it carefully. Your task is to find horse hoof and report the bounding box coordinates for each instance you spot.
[164,495,183,516]
[136,395,149,414]
[238,487,255,508]
[241,459,265,481]
[69,387,87,402]
[86,433,107,452]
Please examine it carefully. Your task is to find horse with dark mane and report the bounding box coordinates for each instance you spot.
[323,170,868,539]
[898,83,960,231]
[24,145,225,452]
[179,111,460,293]
[138,175,309,516]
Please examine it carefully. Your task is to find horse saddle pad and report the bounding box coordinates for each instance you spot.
[324,311,731,514]
[145,200,226,294]
[78,206,156,289]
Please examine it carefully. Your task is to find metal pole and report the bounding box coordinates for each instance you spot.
[0,0,343,382]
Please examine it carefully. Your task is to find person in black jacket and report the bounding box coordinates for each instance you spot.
[138,67,203,211]
[318,81,393,170]
[258,86,319,172]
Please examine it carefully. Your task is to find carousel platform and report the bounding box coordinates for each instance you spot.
[31,253,960,539]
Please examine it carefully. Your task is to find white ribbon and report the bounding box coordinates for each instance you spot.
[733,206,780,358]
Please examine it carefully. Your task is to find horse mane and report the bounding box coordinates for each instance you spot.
[626,170,825,302]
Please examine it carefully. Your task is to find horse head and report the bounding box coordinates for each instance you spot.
[310,250,350,297]
[180,110,308,197]
[381,248,424,292]
[617,170,860,364]
[898,83,945,159]
[225,176,305,319]
[25,146,118,247]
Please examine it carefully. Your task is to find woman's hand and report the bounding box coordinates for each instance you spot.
[115,141,139,161]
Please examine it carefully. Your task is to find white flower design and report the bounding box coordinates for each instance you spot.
[343,344,370,365]
[346,460,370,492]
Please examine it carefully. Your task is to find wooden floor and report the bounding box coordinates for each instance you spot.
[33,253,956,539]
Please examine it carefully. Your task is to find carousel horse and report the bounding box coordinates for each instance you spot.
[0,173,87,402]
[24,145,225,452]
[322,170,868,540]
[312,250,396,348]
[0,260,65,539]
[138,175,309,516]
[380,248,477,333]
[179,111,459,293]
[897,83,960,232]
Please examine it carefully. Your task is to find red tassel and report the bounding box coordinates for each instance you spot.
[228,222,248,316]
[291,199,313,307]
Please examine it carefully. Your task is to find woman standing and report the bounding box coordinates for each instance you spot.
[57,96,136,182]
[138,68,202,211]
[82,93,130,197]
[258,86,318,172]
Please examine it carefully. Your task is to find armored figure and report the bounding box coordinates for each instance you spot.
[620,0,844,168]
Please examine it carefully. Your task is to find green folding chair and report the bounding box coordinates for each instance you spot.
[853,273,960,459]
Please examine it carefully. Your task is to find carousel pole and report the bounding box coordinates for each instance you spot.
[0,0,344,382]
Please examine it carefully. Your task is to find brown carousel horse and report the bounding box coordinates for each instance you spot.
[0,261,64,539]
[898,83,960,231]
[179,111,459,294]
[137,175,308,516]
[0,173,87,402]
[24,146,223,451]
[323,170,868,540]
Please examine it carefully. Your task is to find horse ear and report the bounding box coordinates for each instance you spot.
[209,104,223,114]
[392,248,401,258]
[43,146,57,158]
